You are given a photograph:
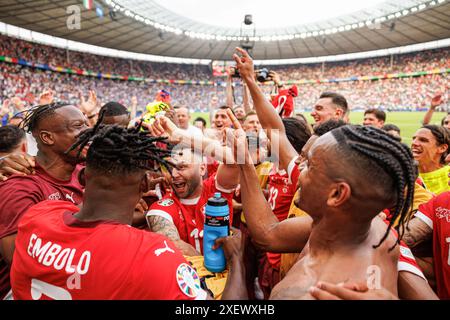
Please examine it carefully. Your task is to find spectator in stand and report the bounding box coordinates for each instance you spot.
[363,108,386,128]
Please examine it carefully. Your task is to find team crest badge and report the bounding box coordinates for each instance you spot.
[176,263,202,298]
[158,199,174,207]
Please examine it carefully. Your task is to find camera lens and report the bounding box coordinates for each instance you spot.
[257,68,269,82]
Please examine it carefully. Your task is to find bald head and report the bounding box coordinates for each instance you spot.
[175,106,190,130]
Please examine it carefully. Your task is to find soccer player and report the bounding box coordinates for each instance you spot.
[411,124,450,195]
[235,123,418,299]
[311,92,349,126]
[0,125,27,157]
[146,116,239,256]
[382,124,401,141]
[403,192,450,299]
[10,124,246,300]
[242,111,261,134]
[363,109,386,128]
[98,101,130,127]
[0,103,88,299]
[174,106,203,137]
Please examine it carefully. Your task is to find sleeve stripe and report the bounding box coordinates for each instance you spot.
[397,261,427,281]
[215,179,235,194]
[414,211,433,230]
[194,289,208,300]
[287,157,297,185]
[146,210,174,224]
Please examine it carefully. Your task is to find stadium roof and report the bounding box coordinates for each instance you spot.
[0,0,449,60]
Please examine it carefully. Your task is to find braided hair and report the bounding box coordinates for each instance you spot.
[66,122,173,176]
[19,102,72,133]
[331,125,416,249]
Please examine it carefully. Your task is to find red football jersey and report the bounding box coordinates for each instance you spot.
[266,160,300,268]
[0,163,84,300]
[271,85,298,118]
[11,200,206,300]
[287,157,301,187]
[415,192,450,299]
[267,169,297,222]
[147,175,234,254]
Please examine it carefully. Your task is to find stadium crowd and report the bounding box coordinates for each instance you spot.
[0,34,449,301]
[0,34,449,111]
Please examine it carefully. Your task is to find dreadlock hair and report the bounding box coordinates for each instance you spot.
[421,124,450,164]
[19,102,72,133]
[282,118,312,153]
[67,123,173,176]
[330,125,416,250]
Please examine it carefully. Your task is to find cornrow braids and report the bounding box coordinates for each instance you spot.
[331,125,416,250]
[67,123,173,176]
[19,102,72,133]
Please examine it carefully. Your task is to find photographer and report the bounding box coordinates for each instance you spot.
[268,70,298,118]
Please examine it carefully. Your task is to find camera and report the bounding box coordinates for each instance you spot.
[230,67,272,82]
[255,68,271,82]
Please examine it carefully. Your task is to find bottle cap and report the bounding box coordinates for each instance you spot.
[207,192,227,207]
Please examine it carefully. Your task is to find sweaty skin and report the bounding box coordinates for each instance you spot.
[269,216,399,299]
[237,131,400,300]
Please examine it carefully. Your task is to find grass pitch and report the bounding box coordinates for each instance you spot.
[192,111,448,146]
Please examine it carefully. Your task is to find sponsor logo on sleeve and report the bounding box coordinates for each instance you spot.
[157,199,174,207]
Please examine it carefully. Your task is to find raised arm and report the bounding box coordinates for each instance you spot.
[239,163,312,252]
[149,115,239,190]
[229,117,311,252]
[422,94,443,125]
[242,83,252,113]
[233,48,298,171]
[226,69,234,108]
[130,96,138,120]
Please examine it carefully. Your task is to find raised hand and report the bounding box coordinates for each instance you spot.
[79,90,98,116]
[225,108,252,165]
[0,99,11,117]
[431,93,443,108]
[38,89,55,105]
[232,47,255,81]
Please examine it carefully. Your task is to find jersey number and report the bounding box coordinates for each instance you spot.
[190,228,204,252]
[30,279,72,300]
[268,187,278,210]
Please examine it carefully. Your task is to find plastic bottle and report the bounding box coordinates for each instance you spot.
[203,192,230,272]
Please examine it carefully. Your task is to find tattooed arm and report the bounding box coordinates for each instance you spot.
[403,217,433,248]
[146,215,201,256]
